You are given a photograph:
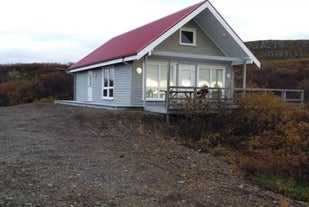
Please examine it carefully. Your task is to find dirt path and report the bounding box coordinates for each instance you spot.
[0,104,306,206]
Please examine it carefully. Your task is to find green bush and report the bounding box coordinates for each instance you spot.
[256,174,309,202]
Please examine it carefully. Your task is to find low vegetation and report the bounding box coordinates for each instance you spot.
[0,63,73,106]
[176,93,309,202]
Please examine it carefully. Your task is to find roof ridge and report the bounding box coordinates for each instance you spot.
[113,0,207,41]
[136,0,208,53]
[69,0,210,70]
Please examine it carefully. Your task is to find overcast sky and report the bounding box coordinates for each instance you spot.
[1,0,308,64]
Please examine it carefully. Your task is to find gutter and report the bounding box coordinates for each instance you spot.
[69,55,138,73]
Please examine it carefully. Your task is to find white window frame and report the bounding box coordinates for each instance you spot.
[197,65,226,88]
[146,61,168,101]
[102,67,114,100]
[145,61,177,101]
[179,27,196,46]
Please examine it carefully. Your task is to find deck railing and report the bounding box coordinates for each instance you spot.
[165,86,305,109]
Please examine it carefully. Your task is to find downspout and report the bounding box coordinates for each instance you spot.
[143,56,147,108]
[166,60,171,123]
[74,74,77,101]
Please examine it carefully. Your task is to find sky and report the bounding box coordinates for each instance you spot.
[0,0,308,64]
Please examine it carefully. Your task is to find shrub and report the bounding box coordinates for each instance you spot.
[0,80,37,105]
[177,93,309,201]
[0,63,73,106]
[225,94,308,183]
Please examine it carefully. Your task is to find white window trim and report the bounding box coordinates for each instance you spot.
[197,65,226,88]
[179,27,197,46]
[102,67,114,100]
[145,61,169,101]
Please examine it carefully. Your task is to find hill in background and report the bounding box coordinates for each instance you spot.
[236,40,309,102]
[246,40,309,59]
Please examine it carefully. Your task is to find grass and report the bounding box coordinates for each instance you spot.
[256,173,309,202]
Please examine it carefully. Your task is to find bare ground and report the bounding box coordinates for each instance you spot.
[0,103,307,207]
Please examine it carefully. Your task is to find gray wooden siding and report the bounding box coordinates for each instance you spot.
[75,71,87,101]
[112,64,132,106]
[91,68,102,103]
[154,20,224,56]
[74,64,134,106]
[132,60,144,106]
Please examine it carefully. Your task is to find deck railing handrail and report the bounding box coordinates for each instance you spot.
[166,87,305,107]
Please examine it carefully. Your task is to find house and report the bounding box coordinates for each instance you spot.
[67,0,261,114]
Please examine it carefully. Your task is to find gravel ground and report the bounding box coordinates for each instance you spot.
[0,103,307,207]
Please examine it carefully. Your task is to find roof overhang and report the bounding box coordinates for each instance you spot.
[136,1,260,68]
[70,0,260,73]
[69,55,137,73]
[194,2,260,68]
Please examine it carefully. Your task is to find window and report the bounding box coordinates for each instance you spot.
[146,62,175,100]
[146,61,176,100]
[198,68,210,87]
[198,66,224,88]
[102,68,114,99]
[211,69,223,88]
[180,28,196,46]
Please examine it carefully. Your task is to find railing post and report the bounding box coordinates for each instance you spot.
[165,60,171,124]
[300,90,304,104]
[281,91,287,102]
[242,61,247,96]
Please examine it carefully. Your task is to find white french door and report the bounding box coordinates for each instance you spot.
[178,64,195,87]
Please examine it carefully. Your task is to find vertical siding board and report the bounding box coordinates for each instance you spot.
[154,20,224,56]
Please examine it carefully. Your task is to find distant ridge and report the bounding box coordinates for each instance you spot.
[245,40,309,59]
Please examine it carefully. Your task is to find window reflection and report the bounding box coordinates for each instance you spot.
[199,66,223,88]
[146,62,175,99]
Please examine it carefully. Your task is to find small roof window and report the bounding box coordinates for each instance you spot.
[180,28,196,46]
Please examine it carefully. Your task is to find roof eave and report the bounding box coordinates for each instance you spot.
[137,0,260,68]
[69,55,138,73]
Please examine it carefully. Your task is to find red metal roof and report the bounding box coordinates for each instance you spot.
[69,1,207,70]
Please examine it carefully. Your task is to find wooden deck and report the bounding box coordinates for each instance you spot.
[144,87,305,120]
